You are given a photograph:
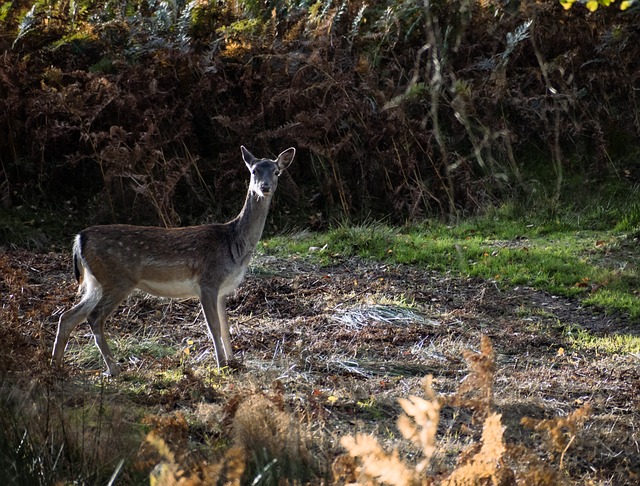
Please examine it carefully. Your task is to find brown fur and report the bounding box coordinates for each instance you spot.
[51,146,296,376]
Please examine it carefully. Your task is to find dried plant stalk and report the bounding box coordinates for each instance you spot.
[397,375,441,472]
[521,403,592,468]
[446,334,496,419]
[441,412,508,486]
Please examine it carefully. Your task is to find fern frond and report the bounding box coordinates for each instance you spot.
[257,121,303,139]
[330,0,347,36]
[348,3,367,46]
[340,434,415,486]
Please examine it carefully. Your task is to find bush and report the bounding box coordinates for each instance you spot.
[0,0,639,227]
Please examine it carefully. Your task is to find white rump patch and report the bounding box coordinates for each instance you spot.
[79,271,103,306]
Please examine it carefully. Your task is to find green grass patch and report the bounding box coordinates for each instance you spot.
[262,214,640,318]
[583,290,640,319]
[71,335,178,371]
[564,326,640,354]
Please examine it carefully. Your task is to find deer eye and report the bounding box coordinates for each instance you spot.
[275,170,281,177]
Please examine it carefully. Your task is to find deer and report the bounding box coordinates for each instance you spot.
[51,146,296,376]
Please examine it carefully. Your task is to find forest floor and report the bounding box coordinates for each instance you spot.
[1,249,639,484]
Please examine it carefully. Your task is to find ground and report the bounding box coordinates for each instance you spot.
[1,249,638,484]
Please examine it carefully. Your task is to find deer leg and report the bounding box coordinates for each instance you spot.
[218,295,233,360]
[87,293,127,377]
[52,299,96,366]
[201,292,233,367]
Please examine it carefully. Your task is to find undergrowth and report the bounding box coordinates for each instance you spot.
[135,336,592,485]
[0,0,639,230]
[0,379,144,485]
[263,214,640,318]
[0,249,634,484]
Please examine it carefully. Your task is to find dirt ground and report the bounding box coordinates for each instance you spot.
[1,249,639,484]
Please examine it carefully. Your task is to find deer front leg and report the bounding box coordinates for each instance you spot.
[201,292,233,367]
[87,313,121,377]
[217,294,233,360]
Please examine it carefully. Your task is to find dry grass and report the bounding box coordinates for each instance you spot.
[0,250,638,484]
[137,336,593,485]
[334,337,591,486]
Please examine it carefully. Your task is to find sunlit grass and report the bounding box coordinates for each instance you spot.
[262,216,640,318]
[583,289,640,319]
[565,327,640,354]
[70,335,179,372]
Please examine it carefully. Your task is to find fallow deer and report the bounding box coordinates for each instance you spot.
[52,146,296,376]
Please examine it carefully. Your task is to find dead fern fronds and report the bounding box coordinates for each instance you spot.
[446,334,496,420]
[339,434,417,486]
[257,121,303,140]
[521,403,592,468]
[442,412,511,486]
[139,412,246,485]
[338,376,442,485]
[146,434,183,486]
[397,375,441,473]
[204,447,246,486]
[506,445,566,486]
[145,434,245,486]
[227,389,318,483]
[230,392,293,451]
[332,453,360,484]
[137,412,190,471]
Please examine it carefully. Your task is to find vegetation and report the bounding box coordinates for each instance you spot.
[2,235,639,484]
[264,209,640,317]
[1,0,639,484]
[1,0,639,232]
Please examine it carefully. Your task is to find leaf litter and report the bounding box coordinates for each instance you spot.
[0,249,639,483]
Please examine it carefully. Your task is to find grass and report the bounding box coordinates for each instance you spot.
[70,334,179,372]
[563,325,640,354]
[0,377,146,485]
[0,203,84,250]
[2,198,639,484]
[262,210,640,318]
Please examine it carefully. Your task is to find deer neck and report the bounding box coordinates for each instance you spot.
[229,191,272,263]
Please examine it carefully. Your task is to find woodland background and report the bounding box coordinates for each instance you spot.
[0,0,639,236]
[1,2,640,484]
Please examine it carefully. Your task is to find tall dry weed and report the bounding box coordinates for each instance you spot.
[337,375,441,486]
[226,388,320,483]
[138,411,246,485]
[336,335,590,486]
[521,403,592,469]
[445,335,496,421]
[396,376,441,473]
[441,412,511,486]
[139,387,320,484]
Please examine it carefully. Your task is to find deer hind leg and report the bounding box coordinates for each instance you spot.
[52,275,102,367]
[217,295,233,361]
[87,290,129,377]
[201,292,234,367]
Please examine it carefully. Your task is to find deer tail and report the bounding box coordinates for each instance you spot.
[72,234,84,284]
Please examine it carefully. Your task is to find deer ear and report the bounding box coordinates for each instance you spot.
[276,147,296,171]
[241,146,256,168]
